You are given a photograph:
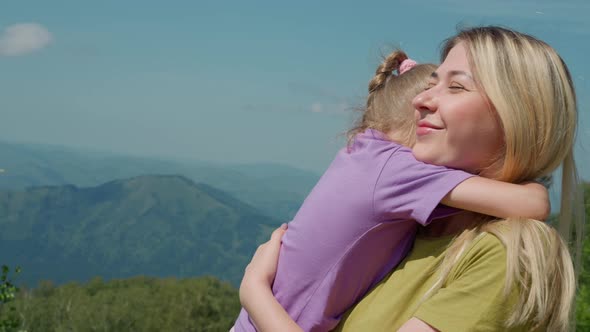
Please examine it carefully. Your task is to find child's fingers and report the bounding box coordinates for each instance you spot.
[270,223,288,243]
[253,224,287,256]
[245,224,288,281]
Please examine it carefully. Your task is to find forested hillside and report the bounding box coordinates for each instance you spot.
[0,175,279,287]
[1,276,240,332]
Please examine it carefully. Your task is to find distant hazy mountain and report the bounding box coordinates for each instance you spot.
[0,175,280,287]
[0,141,320,220]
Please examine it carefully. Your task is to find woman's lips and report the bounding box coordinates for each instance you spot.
[416,120,442,136]
[417,126,437,136]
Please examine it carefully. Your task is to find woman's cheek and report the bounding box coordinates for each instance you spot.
[444,128,481,172]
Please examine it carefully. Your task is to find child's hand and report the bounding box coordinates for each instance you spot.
[240,223,287,307]
[522,181,550,220]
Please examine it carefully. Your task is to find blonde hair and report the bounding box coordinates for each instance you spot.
[348,50,436,146]
[425,26,583,331]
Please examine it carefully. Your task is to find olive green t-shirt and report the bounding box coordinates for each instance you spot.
[334,233,530,332]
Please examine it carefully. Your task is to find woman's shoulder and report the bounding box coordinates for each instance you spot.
[450,220,572,331]
[447,231,508,280]
[415,231,532,332]
[468,231,505,252]
[470,218,560,261]
[462,219,536,258]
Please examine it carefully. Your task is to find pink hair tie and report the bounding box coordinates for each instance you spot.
[399,58,417,75]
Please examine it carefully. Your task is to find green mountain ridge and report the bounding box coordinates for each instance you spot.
[0,175,280,287]
[0,141,319,220]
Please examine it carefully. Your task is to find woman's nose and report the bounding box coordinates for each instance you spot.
[412,89,437,113]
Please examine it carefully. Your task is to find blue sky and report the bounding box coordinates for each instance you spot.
[1,0,589,180]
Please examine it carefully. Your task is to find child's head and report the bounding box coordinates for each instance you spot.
[348,50,436,146]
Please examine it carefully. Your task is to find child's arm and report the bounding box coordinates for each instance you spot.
[441,177,550,220]
[239,224,304,332]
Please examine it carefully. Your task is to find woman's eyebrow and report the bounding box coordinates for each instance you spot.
[448,70,474,81]
[431,70,474,81]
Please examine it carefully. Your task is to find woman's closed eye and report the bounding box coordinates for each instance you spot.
[449,83,468,91]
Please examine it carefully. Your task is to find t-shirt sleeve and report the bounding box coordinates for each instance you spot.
[413,235,522,332]
[373,148,473,225]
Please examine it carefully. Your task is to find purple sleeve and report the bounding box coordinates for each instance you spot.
[373,148,474,225]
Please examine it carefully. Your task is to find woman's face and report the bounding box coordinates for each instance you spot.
[411,42,504,176]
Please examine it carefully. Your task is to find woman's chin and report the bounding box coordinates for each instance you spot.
[411,148,443,167]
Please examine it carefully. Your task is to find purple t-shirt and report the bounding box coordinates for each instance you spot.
[234,129,473,332]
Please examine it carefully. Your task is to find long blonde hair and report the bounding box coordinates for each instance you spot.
[348,50,436,146]
[425,26,584,331]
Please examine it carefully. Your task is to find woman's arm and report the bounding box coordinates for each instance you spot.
[239,224,303,332]
[441,177,550,220]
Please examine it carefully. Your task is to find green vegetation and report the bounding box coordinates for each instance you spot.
[0,266,20,332]
[576,182,590,330]
[0,276,240,332]
[0,175,279,287]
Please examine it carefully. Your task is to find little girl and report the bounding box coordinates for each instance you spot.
[233,51,548,332]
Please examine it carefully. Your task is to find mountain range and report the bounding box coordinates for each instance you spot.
[0,141,320,221]
[0,141,326,286]
[0,174,280,287]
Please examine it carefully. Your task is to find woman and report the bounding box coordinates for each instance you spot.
[240,26,583,331]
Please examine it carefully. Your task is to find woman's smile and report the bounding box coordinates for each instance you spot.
[416,119,443,136]
[411,42,504,174]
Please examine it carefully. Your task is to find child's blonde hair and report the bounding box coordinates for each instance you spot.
[424,26,582,331]
[348,50,436,146]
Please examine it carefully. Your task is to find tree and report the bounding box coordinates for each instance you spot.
[576,183,590,330]
[0,265,20,332]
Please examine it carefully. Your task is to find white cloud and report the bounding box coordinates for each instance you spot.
[0,23,53,56]
[311,103,323,113]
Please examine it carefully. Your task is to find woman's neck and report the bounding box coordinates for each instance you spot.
[419,211,481,237]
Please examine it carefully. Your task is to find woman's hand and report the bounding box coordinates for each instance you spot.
[239,223,303,332]
[239,223,287,308]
